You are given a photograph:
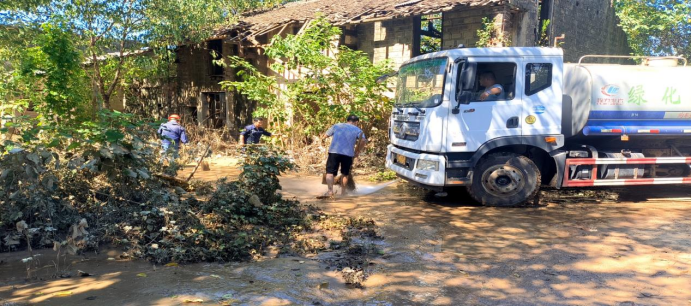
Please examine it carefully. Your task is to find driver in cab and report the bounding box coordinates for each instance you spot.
[478,71,505,101]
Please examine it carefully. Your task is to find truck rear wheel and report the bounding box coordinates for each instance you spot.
[467,153,541,207]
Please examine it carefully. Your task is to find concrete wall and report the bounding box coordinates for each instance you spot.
[357,18,414,68]
[442,7,504,49]
[549,0,630,62]
[508,0,539,47]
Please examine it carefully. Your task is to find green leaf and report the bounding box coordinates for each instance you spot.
[124,168,137,178]
[67,142,81,151]
[105,130,125,143]
[136,168,150,179]
[46,138,60,148]
[26,153,40,164]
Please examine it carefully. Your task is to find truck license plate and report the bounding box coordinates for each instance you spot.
[396,154,406,165]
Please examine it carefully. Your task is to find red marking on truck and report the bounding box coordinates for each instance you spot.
[562,156,691,187]
[600,129,623,133]
[623,178,655,185]
[625,158,657,164]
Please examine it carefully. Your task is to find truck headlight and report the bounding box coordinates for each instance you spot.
[405,126,419,136]
[392,123,403,134]
[416,159,439,171]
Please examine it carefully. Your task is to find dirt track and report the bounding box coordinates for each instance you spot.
[1,159,689,305]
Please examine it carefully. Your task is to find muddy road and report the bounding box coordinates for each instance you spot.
[1,160,690,305]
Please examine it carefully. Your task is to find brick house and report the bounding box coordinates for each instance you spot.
[121,0,629,136]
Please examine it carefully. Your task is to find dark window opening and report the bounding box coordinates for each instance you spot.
[208,40,224,76]
[204,92,226,129]
[464,62,517,102]
[187,106,199,125]
[525,63,553,96]
[419,13,442,55]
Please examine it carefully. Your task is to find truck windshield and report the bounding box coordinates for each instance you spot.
[395,57,447,108]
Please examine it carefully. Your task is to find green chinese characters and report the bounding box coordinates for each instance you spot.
[628,85,647,105]
[662,87,681,105]
[627,85,682,105]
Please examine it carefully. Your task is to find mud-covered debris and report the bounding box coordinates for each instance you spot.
[540,188,621,204]
[639,292,655,298]
[264,246,280,258]
[341,267,365,287]
[249,194,263,207]
[347,245,366,255]
[77,270,92,277]
[183,298,204,303]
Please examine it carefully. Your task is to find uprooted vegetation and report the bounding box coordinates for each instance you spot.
[0,15,384,284]
[0,116,378,278]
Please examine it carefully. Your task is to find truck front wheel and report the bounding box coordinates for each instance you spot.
[467,152,541,207]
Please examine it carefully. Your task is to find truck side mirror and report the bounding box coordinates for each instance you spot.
[452,62,477,114]
[460,62,476,91]
[376,72,398,84]
[458,91,473,105]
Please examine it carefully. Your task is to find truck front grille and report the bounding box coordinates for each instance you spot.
[392,121,420,141]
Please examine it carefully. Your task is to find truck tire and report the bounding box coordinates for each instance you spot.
[467,152,541,207]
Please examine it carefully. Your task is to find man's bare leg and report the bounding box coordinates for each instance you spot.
[325,173,335,196]
[341,175,348,195]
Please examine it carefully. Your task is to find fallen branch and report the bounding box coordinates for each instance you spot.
[186,144,212,182]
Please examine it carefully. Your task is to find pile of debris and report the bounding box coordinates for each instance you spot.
[0,143,378,270]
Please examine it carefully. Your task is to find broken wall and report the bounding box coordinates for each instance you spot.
[355,4,538,69]
[176,40,255,135]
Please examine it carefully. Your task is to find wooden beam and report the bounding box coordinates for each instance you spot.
[412,15,421,57]
[343,29,357,37]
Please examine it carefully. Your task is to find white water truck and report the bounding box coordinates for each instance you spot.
[384,47,690,206]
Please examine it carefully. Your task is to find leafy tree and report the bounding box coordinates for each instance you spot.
[17,23,90,123]
[614,0,691,61]
[220,17,393,147]
[1,0,297,109]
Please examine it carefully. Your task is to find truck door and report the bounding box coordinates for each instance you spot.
[448,57,523,152]
[521,58,563,137]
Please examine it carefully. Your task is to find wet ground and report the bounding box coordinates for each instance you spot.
[1,158,690,305]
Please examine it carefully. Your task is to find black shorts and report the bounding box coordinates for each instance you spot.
[326,153,354,176]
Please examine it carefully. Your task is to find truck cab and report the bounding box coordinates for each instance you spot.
[387,47,565,205]
[386,47,691,207]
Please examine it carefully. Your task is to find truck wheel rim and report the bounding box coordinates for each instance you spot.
[481,165,525,197]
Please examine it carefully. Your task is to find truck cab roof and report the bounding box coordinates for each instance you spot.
[403,47,564,65]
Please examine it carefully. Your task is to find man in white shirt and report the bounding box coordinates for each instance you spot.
[478,71,505,101]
